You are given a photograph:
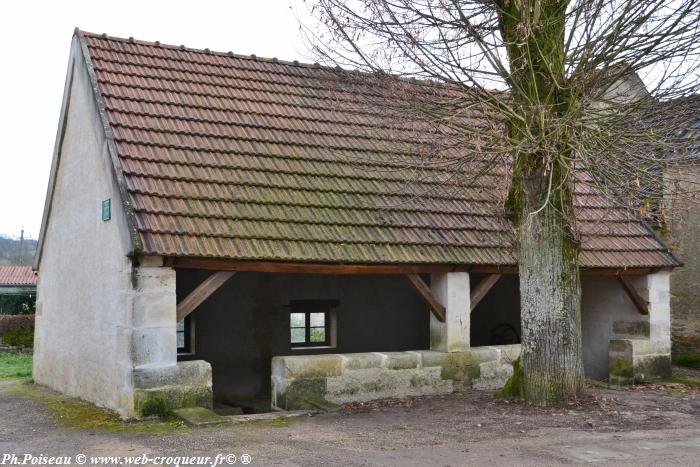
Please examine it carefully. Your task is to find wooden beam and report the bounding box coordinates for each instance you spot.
[176,271,236,321]
[404,274,446,322]
[581,267,654,276]
[174,258,473,275]
[171,257,657,277]
[617,276,649,315]
[470,274,502,313]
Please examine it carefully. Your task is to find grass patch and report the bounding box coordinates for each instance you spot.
[0,352,32,379]
[8,381,185,434]
[673,353,700,369]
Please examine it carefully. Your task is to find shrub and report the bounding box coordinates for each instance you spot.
[673,353,700,369]
[0,315,34,348]
[2,328,33,348]
[0,314,34,333]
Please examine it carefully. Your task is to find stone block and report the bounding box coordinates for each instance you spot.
[274,377,328,411]
[412,350,446,368]
[473,361,513,390]
[133,384,212,418]
[613,321,650,338]
[609,355,634,379]
[132,292,176,328]
[325,367,452,404]
[341,352,385,370]
[272,354,343,379]
[630,339,668,356]
[384,352,419,370]
[173,407,228,426]
[609,339,633,354]
[440,352,480,383]
[135,267,176,293]
[131,326,177,368]
[133,360,212,389]
[469,346,500,363]
[634,354,672,382]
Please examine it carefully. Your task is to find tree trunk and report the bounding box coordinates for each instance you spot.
[517,173,585,404]
[498,0,586,404]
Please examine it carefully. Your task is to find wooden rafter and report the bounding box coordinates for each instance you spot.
[617,276,649,315]
[470,274,502,313]
[176,271,236,321]
[404,274,446,322]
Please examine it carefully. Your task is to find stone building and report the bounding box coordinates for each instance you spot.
[34,30,679,417]
[0,266,37,314]
[663,114,700,357]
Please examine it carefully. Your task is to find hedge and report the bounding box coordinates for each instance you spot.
[0,315,34,348]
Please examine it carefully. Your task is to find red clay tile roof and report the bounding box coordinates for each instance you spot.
[77,31,680,269]
[0,266,37,286]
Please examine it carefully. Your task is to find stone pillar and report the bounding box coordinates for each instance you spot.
[430,272,470,352]
[609,270,672,385]
[132,266,177,369]
[130,265,213,417]
[646,270,672,347]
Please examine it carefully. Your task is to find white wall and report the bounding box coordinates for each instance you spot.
[581,276,645,379]
[33,38,136,416]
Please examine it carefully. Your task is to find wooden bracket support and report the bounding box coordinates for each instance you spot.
[176,271,236,321]
[470,274,502,313]
[617,276,649,315]
[404,274,446,322]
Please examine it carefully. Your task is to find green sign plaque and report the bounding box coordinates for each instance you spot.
[102,199,111,221]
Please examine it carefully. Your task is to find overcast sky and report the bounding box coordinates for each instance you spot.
[0,0,309,239]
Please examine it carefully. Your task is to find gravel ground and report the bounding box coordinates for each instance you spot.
[1,374,700,466]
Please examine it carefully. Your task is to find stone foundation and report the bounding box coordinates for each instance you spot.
[271,345,520,410]
[608,271,672,386]
[133,360,213,417]
[609,339,671,386]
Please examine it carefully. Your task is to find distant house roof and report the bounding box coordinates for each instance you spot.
[0,266,37,287]
[70,30,679,269]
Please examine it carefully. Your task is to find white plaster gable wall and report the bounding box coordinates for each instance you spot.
[33,37,136,416]
[581,276,649,379]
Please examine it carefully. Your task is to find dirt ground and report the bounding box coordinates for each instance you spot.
[1,373,700,467]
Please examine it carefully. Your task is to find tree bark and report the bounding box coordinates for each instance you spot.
[517,173,585,404]
[498,0,586,404]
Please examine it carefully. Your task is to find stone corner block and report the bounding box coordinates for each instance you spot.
[133,384,212,418]
[133,360,212,390]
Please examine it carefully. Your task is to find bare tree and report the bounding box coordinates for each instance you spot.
[301,0,700,404]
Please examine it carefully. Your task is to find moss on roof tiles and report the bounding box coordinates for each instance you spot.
[80,31,679,268]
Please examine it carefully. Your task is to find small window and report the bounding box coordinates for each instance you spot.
[177,316,192,354]
[289,300,338,348]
